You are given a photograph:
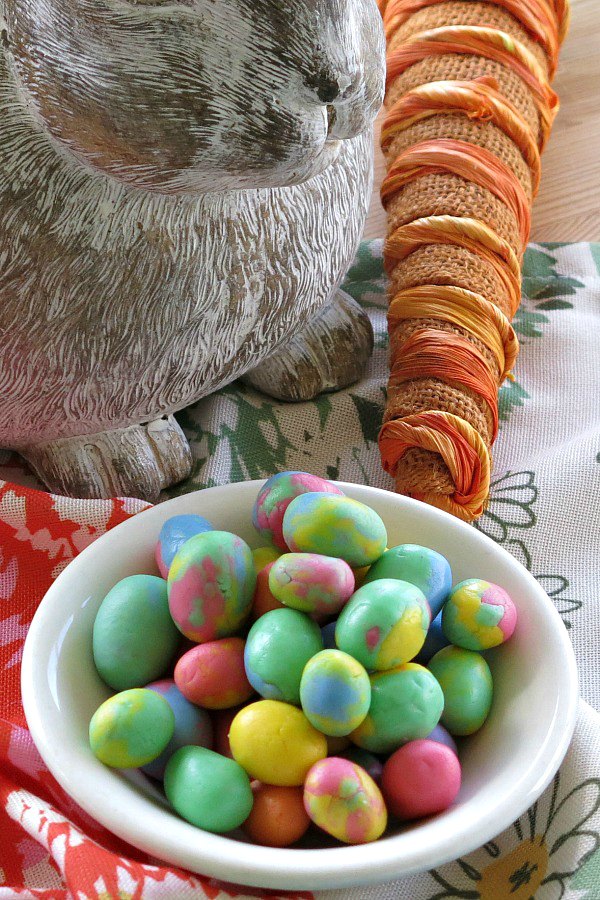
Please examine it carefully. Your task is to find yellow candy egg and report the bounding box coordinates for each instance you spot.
[229,700,327,786]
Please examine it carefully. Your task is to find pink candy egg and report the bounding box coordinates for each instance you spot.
[381,739,461,821]
[174,638,254,709]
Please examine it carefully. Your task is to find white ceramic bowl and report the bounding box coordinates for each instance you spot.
[21,481,579,891]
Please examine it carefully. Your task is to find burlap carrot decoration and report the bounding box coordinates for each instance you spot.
[377,0,569,521]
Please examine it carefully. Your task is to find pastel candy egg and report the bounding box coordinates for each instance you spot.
[341,748,384,784]
[426,723,458,755]
[416,611,450,665]
[300,650,371,737]
[253,472,344,551]
[212,704,245,759]
[351,663,444,754]
[252,546,281,572]
[364,544,452,618]
[428,646,493,736]
[269,553,355,617]
[381,739,461,820]
[164,746,253,833]
[93,575,180,691]
[229,699,327,785]
[167,531,255,643]
[304,758,387,844]
[335,579,430,671]
[283,493,387,568]
[174,638,254,709]
[141,679,213,780]
[155,514,213,579]
[244,608,323,704]
[243,784,310,847]
[89,688,174,768]
[442,579,517,651]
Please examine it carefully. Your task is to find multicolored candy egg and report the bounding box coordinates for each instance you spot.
[253,472,344,551]
[244,607,323,704]
[442,579,517,650]
[141,679,213,779]
[365,544,452,618]
[167,531,255,642]
[300,649,371,736]
[335,578,430,671]
[89,688,174,768]
[351,663,444,754]
[174,637,254,709]
[269,553,355,617]
[155,514,213,579]
[304,758,387,844]
[428,645,493,735]
[283,493,387,568]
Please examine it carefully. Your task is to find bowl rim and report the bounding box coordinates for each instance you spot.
[21,481,580,890]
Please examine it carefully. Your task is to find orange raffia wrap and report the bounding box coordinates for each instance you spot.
[377,0,569,521]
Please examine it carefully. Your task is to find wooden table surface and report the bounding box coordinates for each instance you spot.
[363,0,600,242]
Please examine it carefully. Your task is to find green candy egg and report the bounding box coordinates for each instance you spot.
[428,645,493,735]
[164,746,253,833]
[335,579,430,671]
[244,608,323,704]
[350,663,444,754]
[89,688,174,768]
[93,574,180,691]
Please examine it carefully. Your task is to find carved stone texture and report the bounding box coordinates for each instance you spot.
[0,0,384,500]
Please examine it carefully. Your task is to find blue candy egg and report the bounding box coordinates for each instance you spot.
[416,611,451,665]
[155,514,214,578]
[141,679,213,779]
[321,621,338,650]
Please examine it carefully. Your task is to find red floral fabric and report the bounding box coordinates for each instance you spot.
[0,481,309,900]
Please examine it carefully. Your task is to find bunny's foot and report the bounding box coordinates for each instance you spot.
[20,415,192,502]
[242,289,373,402]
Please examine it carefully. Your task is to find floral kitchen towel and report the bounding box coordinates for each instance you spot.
[0,241,599,898]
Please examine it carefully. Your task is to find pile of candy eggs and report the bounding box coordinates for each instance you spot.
[89,471,517,847]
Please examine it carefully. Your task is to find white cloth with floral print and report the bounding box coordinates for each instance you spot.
[2,241,599,899]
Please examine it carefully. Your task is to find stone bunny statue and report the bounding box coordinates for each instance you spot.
[0,0,384,500]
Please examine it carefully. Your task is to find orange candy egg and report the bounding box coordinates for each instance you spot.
[251,562,286,621]
[242,783,310,847]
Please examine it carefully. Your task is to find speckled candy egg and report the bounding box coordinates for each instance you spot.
[283,493,387,568]
[381,739,461,821]
[364,544,452,618]
[442,579,517,650]
[351,663,444,754]
[164,746,253,833]
[304,758,387,844]
[253,472,344,551]
[269,553,355,617]
[141,679,213,779]
[89,688,174,768]
[300,650,371,737]
[93,575,180,691]
[230,700,327,786]
[335,579,430,671]
[167,531,255,642]
[174,638,254,709]
[428,646,493,736]
[155,514,214,579]
[244,608,323,704]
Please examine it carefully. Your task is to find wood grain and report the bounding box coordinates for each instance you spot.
[363,0,600,242]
